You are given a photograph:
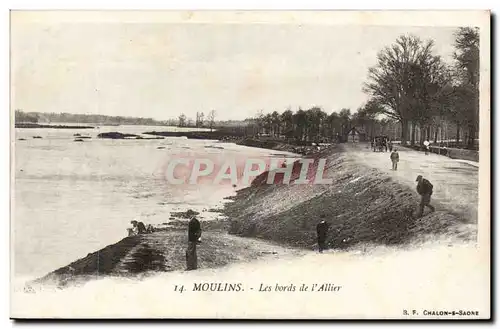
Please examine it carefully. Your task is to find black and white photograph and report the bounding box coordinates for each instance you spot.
[9,10,490,319]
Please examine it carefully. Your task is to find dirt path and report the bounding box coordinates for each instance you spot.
[346,143,478,223]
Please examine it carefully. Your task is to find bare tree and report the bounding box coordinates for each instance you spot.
[339,108,351,137]
[292,108,307,142]
[270,111,281,138]
[207,110,216,132]
[363,34,449,145]
[178,114,187,127]
[281,109,294,141]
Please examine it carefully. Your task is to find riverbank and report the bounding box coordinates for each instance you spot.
[143,130,243,140]
[144,130,323,154]
[27,219,301,290]
[236,138,324,155]
[25,142,478,290]
[81,126,325,154]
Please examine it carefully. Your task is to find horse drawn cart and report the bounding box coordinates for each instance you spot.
[372,136,387,152]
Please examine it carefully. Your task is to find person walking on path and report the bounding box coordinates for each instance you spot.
[388,139,393,152]
[416,175,435,217]
[390,148,399,170]
[423,140,430,155]
[186,212,202,271]
[316,215,329,253]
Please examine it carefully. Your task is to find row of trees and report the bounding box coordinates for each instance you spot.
[240,106,393,144]
[178,110,217,131]
[15,110,39,123]
[14,110,178,126]
[363,27,479,148]
[233,27,479,148]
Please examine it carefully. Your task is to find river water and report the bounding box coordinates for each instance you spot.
[13,125,290,278]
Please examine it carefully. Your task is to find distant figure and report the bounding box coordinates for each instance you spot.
[130,220,147,235]
[423,140,430,155]
[128,221,139,236]
[383,137,388,152]
[186,215,202,270]
[388,139,393,152]
[390,148,399,170]
[415,175,435,217]
[316,215,329,253]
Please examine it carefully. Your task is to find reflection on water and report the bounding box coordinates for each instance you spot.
[13,125,283,277]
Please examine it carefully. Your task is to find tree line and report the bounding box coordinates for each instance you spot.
[14,110,39,123]
[363,27,479,148]
[233,27,479,149]
[14,110,177,126]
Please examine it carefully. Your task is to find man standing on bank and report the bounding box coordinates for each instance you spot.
[416,175,435,217]
[316,215,329,253]
[186,212,202,271]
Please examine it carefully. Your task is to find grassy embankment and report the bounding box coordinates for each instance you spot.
[224,144,476,250]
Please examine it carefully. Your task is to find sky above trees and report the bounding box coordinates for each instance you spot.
[12,15,457,121]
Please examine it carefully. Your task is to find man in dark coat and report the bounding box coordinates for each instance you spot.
[390,148,399,170]
[316,215,329,253]
[416,175,435,217]
[186,213,202,270]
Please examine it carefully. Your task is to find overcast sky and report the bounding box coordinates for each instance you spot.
[11,20,458,121]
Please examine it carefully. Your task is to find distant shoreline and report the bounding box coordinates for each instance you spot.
[15,123,95,129]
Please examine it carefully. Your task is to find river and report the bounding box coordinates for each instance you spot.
[12,125,290,278]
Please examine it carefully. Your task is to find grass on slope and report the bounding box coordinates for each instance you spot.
[224,146,475,251]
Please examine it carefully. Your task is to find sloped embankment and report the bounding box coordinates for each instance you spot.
[224,145,476,250]
[28,220,300,289]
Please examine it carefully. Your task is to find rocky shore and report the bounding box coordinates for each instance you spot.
[97,132,164,140]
